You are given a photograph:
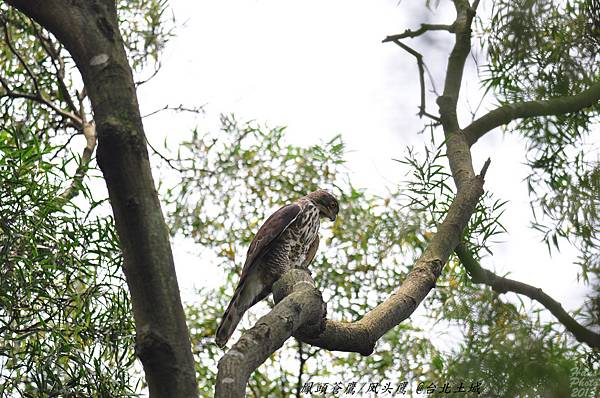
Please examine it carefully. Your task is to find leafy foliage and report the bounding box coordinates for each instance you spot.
[479,0,600,279]
[118,0,175,72]
[0,0,173,137]
[0,5,74,136]
[0,127,138,397]
[475,4,600,363]
[399,140,507,257]
[441,288,578,398]
[486,0,598,102]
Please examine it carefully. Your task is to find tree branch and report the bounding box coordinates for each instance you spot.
[437,0,480,189]
[382,23,455,42]
[216,270,325,397]
[30,20,80,116]
[0,71,93,206]
[386,39,440,122]
[56,121,96,203]
[142,103,205,119]
[463,82,600,146]
[455,244,600,348]
[295,341,306,398]
[54,91,95,203]
[297,160,490,355]
[1,17,41,95]
[0,75,83,125]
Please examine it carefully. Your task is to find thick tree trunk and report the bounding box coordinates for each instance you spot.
[5,1,198,396]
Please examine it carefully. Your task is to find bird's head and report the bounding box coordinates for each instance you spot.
[307,189,339,221]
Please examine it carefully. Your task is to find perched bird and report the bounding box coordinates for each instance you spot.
[215,189,339,348]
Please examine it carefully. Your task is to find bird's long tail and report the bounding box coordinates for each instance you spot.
[215,273,267,348]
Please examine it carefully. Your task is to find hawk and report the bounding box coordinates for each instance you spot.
[215,189,339,348]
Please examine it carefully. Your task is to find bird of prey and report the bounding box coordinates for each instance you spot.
[215,189,339,348]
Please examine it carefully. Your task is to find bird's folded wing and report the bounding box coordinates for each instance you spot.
[238,203,302,283]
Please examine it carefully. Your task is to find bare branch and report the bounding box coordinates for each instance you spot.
[463,82,600,146]
[0,75,11,93]
[388,39,440,123]
[30,20,80,115]
[1,18,41,95]
[145,136,185,173]
[295,341,306,398]
[48,130,82,162]
[57,121,96,202]
[423,62,440,96]
[479,157,491,178]
[455,244,600,348]
[216,270,325,397]
[135,61,162,87]
[383,23,455,42]
[77,86,87,122]
[437,0,479,136]
[142,103,205,119]
[0,75,83,125]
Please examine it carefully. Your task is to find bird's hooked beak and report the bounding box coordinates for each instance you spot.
[327,207,338,222]
[320,207,337,222]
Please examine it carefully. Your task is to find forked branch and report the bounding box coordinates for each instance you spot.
[455,244,600,348]
[216,270,325,397]
[0,75,82,125]
[383,23,455,42]
[463,82,600,146]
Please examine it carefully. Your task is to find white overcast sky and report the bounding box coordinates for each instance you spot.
[135,0,594,323]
